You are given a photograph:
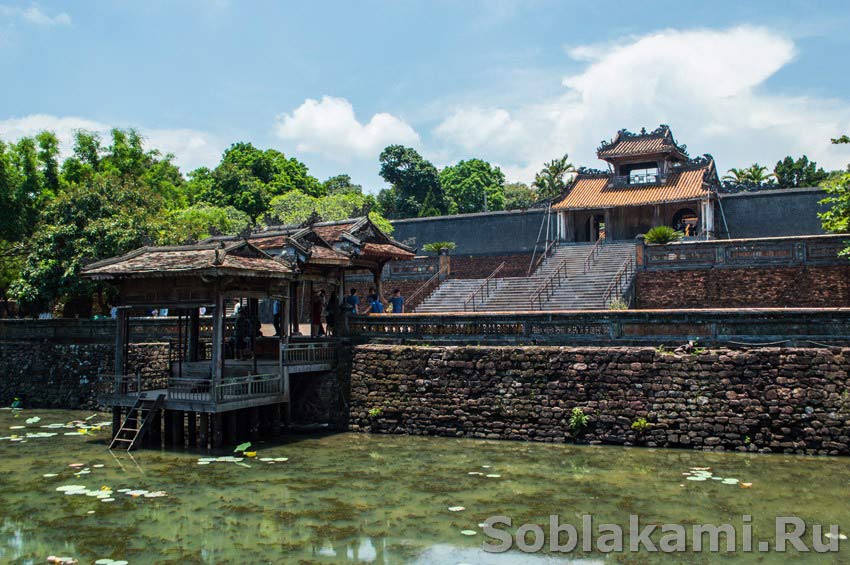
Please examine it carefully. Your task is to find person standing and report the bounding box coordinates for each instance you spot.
[311,290,326,337]
[344,288,360,314]
[389,288,404,313]
[272,299,281,336]
[325,291,339,336]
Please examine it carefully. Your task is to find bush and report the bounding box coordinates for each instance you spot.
[631,417,650,433]
[422,241,456,254]
[368,407,383,418]
[569,407,588,435]
[643,226,683,244]
[608,298,629,310]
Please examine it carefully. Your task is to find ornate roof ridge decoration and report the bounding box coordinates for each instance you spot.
[596,124,689,158]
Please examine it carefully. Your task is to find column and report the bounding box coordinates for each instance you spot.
[702,198,715,239]
[603,209,613,241]
[114,308,127,393]
[211,291,224,394]
[187,308,199,362]
[290,282,301,336]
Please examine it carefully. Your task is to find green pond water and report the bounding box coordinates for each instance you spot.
[1,408,848,564]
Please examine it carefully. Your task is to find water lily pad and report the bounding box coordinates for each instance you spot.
[273,457,288,462]
[100,497,115,502]
[686,476,707,481]
[448,506,465,512]
[93,464,105,468]
[721,478,739,485]
[485,474,501,478]
[25,416,41,424]
[259,457,274,462]
[197,461,211,465]
[460,530,477,536]
[9,425,24,429]
[43,473,58,478]
[234,442,252,453]
[467,472,483,476]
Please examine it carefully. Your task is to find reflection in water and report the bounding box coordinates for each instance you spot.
[0,408,848,563]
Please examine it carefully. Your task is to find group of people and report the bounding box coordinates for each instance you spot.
[267,286,405,339]
[342,287,404,315]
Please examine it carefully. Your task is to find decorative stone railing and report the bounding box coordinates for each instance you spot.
[347,308,850,346]
[640,234,849,270]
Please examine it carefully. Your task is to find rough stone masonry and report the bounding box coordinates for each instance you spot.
[349,344,850,456]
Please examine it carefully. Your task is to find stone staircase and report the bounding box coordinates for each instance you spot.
[414,242,636,313]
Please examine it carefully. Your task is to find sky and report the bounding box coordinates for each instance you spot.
[1,0,850,192]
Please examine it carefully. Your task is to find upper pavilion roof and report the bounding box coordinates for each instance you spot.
[596,125,688,162]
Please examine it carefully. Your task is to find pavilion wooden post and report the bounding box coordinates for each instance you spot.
[290,281,300,335]
[187,308,200,362]
[112,309,127,438]
[280,291,291,429]
[372,262,387,303]
[199,413,209,449]
[211,290,224,398]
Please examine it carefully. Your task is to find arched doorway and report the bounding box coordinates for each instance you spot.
[672,208,698,235]
[590,214,605,241]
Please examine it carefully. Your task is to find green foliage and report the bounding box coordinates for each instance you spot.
[832,135,850,144]
[439,158,505,214]
[368,407,383,418]
[378,145,445,218]
[723,163,775,184]
[644,226,683,244]
[323,174,362,195]
[193,142,322,221]
[267,190,393,234]
[532,154,575,199]
[161,204,251,245]
[631,417,650,433]
[504,182,537,210]
[820,135,850,257]
[774,156,828,188]
[608,298,629,310]
[422,241,456,254]
[569,407,588,435]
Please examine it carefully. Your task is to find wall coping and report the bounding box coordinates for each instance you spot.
[717,186,825,199]
[390,207,545,224]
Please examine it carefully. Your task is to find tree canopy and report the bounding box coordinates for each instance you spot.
[774,156,828,188]
[378,145,445,218]
[532,154,575,200]
[819,135,850,257]
[439,158,505,214]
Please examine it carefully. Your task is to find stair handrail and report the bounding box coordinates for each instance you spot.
[527,239,558,276]
[528,257,571,310]
[601,255,635,308]
[407,265,447,306]
[463,262,506,312]
[582,233,605,273]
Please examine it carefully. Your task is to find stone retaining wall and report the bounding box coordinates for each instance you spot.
[0,341,169,409]
[349,344,850,456]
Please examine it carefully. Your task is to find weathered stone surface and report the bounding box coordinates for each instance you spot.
[349,344,850,455]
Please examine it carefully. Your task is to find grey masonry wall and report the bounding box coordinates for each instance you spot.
[391,208,556,255]
[717,187,828,239]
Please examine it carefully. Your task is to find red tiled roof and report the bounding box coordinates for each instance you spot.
[553,168,710,211]
[82,243,291,279]
[249,234,290,250]
[598,136,671,157]
[307,245,349,265]
[313,222,357,243]
[360,242,416,261]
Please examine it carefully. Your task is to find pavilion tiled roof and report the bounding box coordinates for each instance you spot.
[553,167,711,211]
[360,242,416,261]
[82,242,292,279]
[597,125,687,160]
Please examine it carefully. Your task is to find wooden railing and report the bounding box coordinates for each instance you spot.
[282,342,338,366]
[114,372,163,395]
[529,258,571,310]
[583,234,605,273]
[407,266,447,309]
[463,262,505,312]
[215,373,281,401]
[527,239,558,276]
[601,256,635,308]
[168,377,212,401]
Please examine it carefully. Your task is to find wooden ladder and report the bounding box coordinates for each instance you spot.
[109,393,165,451]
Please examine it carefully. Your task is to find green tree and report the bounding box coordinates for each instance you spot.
[268,190,393,234]
[439,158,505,214]
[378,145,444,218]
[532,154,575,199]
[10,176,162,315]
[774,156,828,188]
[723,164,775,184]
[820,135,850,257]
[503,181,537,210]
[36,131,61,196]
[161,204,251,245]
[323,174,363,195]
[61,131,102,186]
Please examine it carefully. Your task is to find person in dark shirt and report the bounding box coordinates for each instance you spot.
[344,288,360,314]
[369,298,384,314]
[389,288,404,313]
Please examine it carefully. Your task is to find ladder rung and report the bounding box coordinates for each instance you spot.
[111,438,132,442]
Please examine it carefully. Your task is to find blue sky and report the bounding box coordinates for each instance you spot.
[1,0,849,191]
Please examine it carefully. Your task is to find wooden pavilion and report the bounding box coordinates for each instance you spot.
[81,216,414,449]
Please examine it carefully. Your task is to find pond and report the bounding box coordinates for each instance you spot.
[1,408,848,563]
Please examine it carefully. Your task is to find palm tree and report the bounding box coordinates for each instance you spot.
[532,154,576,199]
[723,163,776,184]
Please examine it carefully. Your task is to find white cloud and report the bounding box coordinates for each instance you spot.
[433,26,850,182]
[274,96,420,162]
[0,3,71,26]
[0,114,224,172]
